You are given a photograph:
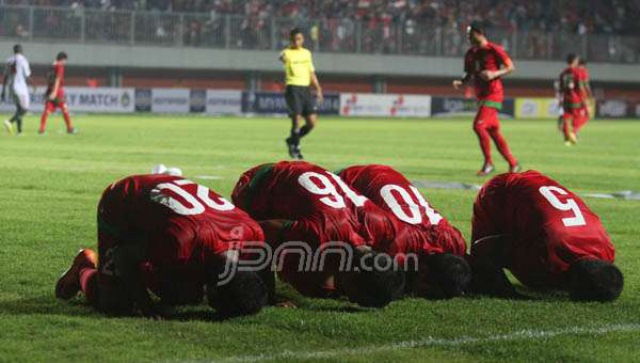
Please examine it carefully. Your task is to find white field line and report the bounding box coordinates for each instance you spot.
[213,323,640,363]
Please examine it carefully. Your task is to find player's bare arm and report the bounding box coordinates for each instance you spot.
[114,244,162,319]
[453,72,473,90]
[479,59,515,82]
[48,75,61,101]
[469,235,525,299]
[310,72,323,103]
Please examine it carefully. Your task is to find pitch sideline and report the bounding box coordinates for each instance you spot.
[214,323,640,362]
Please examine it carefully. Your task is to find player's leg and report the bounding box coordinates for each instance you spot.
[473,106,495,176]
[297,87,319,158]
[562,111,577,145]
[55,249,99,303]
[9,93,28,134]
[285,89,304,158]
[487,125,519,172]
[39,101,56,134]
[60,102,77,134]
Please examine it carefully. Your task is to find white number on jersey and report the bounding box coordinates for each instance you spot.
[539,186,586,227]
[151,179,235,216]
[379,184,443,225]
[298,171,368,209]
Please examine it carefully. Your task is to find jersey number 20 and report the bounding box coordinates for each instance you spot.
[539,186,586,227]
[151,179,235,216]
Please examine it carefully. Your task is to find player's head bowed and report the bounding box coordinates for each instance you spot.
[206,269,268,318]
[339,251,405,308]
[568,259,624,302]
[417,253,472,299]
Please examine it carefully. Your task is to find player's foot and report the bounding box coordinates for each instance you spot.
[67,128,78,135]
[55,249,98,300]
[509,163,522,173]
[564,141,574,147]
[3,120,13,134]
[285,137,297,158]
[568,132,577,144]
[476,163,495,177]
[295,149,304,160]
[38,130,46,135]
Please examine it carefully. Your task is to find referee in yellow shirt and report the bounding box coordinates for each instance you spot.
[280,28,323,159]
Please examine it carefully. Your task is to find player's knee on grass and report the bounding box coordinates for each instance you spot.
[417,253,472,299]
[206,270,268,317]
[568,259,623,302]
[339,252,405,308]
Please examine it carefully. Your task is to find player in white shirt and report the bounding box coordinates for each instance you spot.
[2,44,34,135]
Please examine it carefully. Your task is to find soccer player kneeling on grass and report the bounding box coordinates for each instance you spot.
[56,174,268,318]
[469,170,623,301]
[338,165,471,299]
[232,161,404,308]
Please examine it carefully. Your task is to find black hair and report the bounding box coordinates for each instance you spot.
[422,253,472,299]
[13,44,22,54]
[343,252,405,308]
[468,21,485,35]
[568,259,623,302]
[207,270,268,317]
[289,27,303,39]
[56,52,68,61]
[566,53,579,64]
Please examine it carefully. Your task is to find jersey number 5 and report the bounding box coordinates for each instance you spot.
[539,186,586,227]
[151,179,235,216]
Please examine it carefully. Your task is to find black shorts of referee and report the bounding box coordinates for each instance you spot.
[284,85,318,117]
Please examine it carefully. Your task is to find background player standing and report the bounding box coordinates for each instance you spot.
[2,44,34,135]
[559,54,585,145]
[39,51,76,135]
[453,22,520,176]
[281,28,323,160]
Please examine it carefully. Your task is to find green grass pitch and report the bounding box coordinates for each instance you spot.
[0,114,639,362]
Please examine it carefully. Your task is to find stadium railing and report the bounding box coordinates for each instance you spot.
[0,5,637,63]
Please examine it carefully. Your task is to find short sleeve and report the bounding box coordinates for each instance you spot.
[22,58,31,78]
[493,45,512,67]
[308,50,315,73]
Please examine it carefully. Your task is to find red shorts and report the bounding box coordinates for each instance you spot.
[474,106,500,131]
[45,100,67,113]
[562,107,582,120]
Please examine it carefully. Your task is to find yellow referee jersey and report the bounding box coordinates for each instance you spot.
[280,47,315,87]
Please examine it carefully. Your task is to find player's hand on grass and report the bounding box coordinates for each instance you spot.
[452,80,463,90]
[275,300,297,309]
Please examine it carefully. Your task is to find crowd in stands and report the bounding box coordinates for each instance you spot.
[0,0,637,61]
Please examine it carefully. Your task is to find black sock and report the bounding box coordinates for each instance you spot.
[299,125,313,138]
[290,129,301,147]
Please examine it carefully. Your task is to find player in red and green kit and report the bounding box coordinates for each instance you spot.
[559,54,585,145]
[39,51,76,135]
[453,21,520,176]
[576,58,593,134]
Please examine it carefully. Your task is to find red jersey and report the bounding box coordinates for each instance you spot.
[232,161,372,248]
[46,61,65,98]
[559,67,583,108]
[471,171,614,288]
[577,66,590,100]
[464,42,512,106]
[338,165,467,257]
[98,174,264,269]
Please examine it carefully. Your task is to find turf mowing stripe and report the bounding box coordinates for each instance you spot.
[214,323,640,363]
